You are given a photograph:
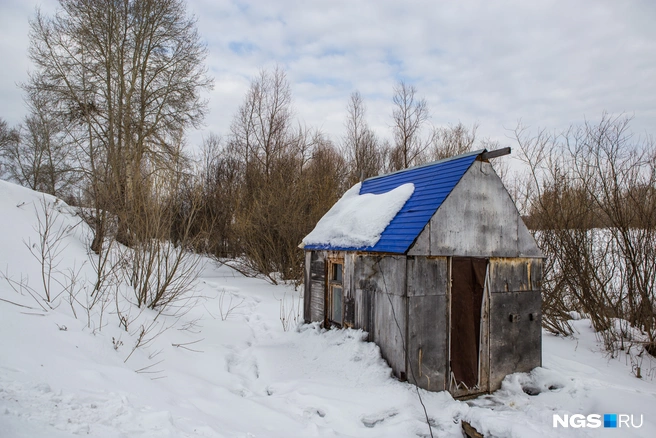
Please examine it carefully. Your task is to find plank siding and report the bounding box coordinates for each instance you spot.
[407,294,448,391]
[353,255,407,379]
[418,161,542,258]
[488,290,542,391]
[488,258,543,293]
[303,251,312,322]
[407,257,448,296]
[309,251,326,323]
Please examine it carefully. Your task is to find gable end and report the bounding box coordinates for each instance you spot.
[408,161,541,257]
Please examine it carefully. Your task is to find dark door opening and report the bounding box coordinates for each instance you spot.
[450,257,488,390]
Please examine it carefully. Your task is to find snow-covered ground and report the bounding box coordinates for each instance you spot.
[1,179,655,437]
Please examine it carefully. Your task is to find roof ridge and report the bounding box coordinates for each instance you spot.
[361,149,486,184]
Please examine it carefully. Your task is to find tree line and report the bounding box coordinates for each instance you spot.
[178,67,489,282]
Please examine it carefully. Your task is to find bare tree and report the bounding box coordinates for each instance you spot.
[390,81,430,170]
[0,119,18,147]
[1,92,78,197]
[189,133,241,258]
[24,0,213,247]
[224,67,345,281]
[342,91,382,184]
[227,67,300,280]
[229,66,293,180]
[0,118,20,180]
[430,122,478,161]
[232,129,333,282]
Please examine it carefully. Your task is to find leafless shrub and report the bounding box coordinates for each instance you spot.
[186,133,240,258]
[84,230,122,331]
[0,267,49,313]
[134,359,166,379]
[125,319,165,362]
[0,197,88,317]
[515,114,656,356]
[127,238,203,310]
[218,288,246,321]
[172,339,204,353]
[24,197,77,304]
[0,195,125,337]
[279,289,303,332]
[118,162,205,312]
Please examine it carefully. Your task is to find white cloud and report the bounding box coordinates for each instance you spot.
[1,0,654,153]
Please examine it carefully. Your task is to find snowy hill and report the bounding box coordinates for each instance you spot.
[1,179,655,437]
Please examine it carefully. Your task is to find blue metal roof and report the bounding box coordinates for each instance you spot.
[305,150,484,254]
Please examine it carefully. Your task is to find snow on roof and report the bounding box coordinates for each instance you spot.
[302,182,415,250]
[304,150,483,253]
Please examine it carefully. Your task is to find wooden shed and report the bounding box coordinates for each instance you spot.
[301,149,543,399]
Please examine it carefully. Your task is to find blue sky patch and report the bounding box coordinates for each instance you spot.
[228,41,257,55]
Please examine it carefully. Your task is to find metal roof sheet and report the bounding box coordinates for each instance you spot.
[304,150,483,254]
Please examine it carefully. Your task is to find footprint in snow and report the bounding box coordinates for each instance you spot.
[303,407,326,419]
[361,409,398,428]
[225,352,259,380]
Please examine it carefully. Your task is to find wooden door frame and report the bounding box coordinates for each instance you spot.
[325,257,344,328]
[448,256,491,398]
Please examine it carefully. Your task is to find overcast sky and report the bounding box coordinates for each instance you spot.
[1,0,655,155]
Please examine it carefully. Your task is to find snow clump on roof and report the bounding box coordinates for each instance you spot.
[302,182,414,249]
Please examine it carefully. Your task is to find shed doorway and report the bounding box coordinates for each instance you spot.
[449,257,489,396]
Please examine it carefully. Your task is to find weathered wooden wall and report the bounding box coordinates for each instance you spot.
[487,258,542,391]
[304,250,326,323]
[304,241,542,396]
[406,256,449,391]
[408,161,542,259]
[353,255,407,380]
[402,159,544,396]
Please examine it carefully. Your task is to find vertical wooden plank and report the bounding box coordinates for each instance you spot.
[407,257,448,296]
[354,255,374,335]
[407,295,448,391]
[303,251,312,323]
[478,268,491,394]
[488,290,542,391]
[374,291,407,378]
[343,254,355,327]
[309,251,326,322]
[407,257,449,391]
[488,258,543,293]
